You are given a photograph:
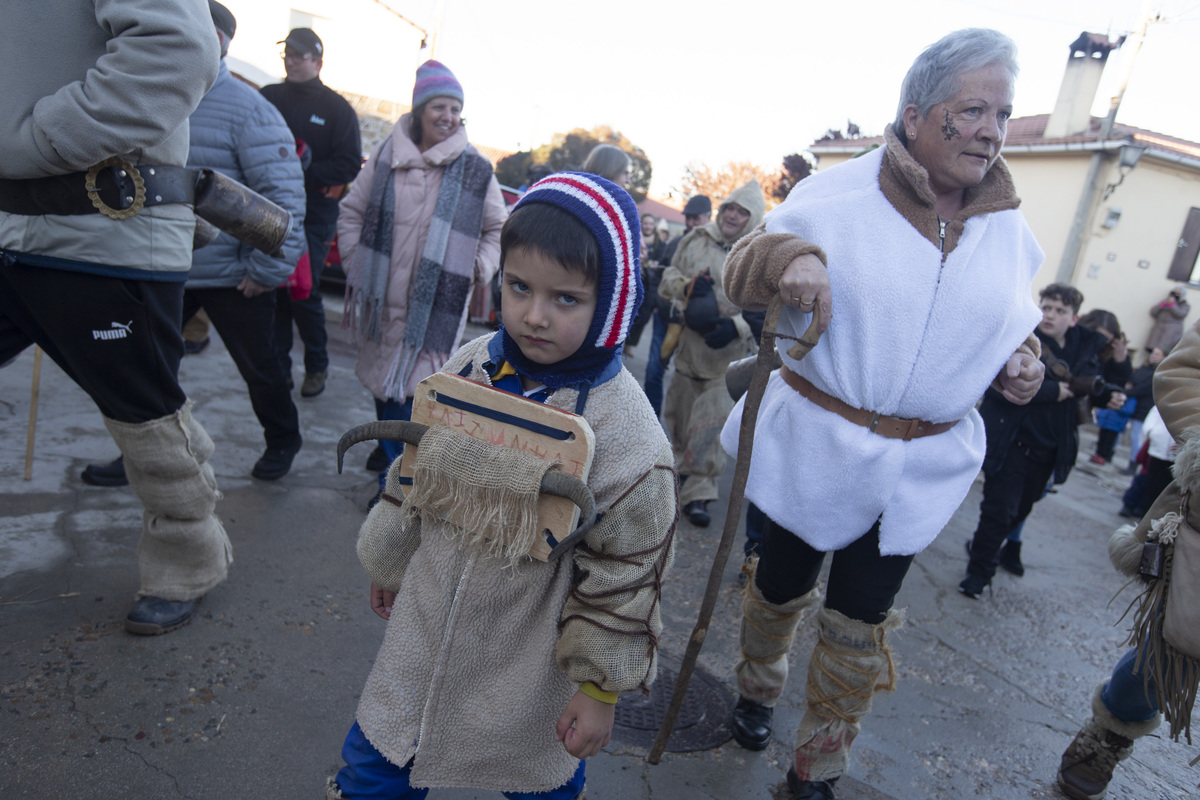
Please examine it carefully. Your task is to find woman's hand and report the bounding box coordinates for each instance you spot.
[370,583,396,621]
[1107,391,1129,411]
[778,253,832,335]
[997,353,1044,405]
[555,690,614,759]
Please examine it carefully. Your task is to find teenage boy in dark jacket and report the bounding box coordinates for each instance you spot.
[959,284,1128,597]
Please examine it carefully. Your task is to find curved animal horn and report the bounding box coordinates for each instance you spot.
[336,420,429,474]
[540,470,598,561]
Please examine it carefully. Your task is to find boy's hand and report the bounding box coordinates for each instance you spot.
[370,583,396,621]
[1106,391,1128,411]
[1057,381,1075,402]
[555,690,614,759]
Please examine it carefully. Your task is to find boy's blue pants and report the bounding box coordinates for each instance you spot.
[335,721,587,799]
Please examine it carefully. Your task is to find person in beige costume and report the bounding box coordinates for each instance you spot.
[659,179,765,527]
[1064,314,1200,800]
[328,173,675,799]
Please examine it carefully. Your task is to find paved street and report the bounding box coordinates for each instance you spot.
[1,295,1196,799]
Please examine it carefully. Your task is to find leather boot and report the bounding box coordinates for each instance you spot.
[81,455,128,487]
[792,606,903,786]
[787,767,838,799]
[733,559,821,750]
[1057,683,1161,800]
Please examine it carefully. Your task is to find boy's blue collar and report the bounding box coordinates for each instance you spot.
[484,331,623,392]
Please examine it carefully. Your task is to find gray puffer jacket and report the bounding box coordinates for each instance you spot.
[186,61,306,289]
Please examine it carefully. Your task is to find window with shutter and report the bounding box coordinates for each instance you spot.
[1167,207,1200,283]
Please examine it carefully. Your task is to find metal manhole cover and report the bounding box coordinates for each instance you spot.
[611,653,735,752]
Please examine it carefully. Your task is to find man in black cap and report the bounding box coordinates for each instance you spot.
[261,27,362,399]
[642,195,712,416]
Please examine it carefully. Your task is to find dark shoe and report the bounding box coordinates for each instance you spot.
[367,490,383,511]
[1089,454,1108,466]
[684,499,711,527]
[125,595,199,635]
[958,573,989,599]
[786,767,838,799]
[731,695,772,751]
[1118,505,1141,519]
[251,439,302,481]
[365,444,389,473]
[997,540,1024,576]
[1057,725,1134,800]
[81,456,128,487]
[182,337,210,356]
[1120,462,1138,476]
[300,370,326,398]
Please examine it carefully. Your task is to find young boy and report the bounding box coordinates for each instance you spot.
[960,284,1128,597]
[328,173,677,800]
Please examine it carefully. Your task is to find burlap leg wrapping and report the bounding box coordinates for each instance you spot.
[793,605,904,782]
[104,402,231,601]
[734,558,822,705]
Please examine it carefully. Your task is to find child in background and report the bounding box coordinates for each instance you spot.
[327,173,677,800]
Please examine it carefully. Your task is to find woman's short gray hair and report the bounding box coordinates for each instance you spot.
[581,144,632,182]
[893,28,1018,134]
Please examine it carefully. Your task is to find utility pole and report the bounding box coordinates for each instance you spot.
[1055,1,1162,284]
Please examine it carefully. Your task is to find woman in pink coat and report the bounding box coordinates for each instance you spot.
[339,60,507,499]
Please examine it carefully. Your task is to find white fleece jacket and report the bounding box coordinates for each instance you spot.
[721,145,1043,555]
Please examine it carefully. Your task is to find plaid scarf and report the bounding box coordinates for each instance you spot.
[344,133,494,398]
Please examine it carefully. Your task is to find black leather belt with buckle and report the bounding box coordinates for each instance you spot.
[0,157,196,220]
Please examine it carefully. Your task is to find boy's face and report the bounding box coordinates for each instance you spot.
[1038,297,1077,344]
[502,247,597,366]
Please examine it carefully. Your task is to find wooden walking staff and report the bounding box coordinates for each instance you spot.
[24,346,44,480]
[648,295,823,763]
[648,293,825,762]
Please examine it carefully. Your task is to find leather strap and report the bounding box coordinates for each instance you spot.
[0,164,196,217]
[779,365,956,440]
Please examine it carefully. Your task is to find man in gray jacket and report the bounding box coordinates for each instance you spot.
[0,0,230,635]
[83,1,307,482]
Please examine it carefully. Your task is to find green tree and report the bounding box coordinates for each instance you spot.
[769,153,815,203]
[492,126,652,202]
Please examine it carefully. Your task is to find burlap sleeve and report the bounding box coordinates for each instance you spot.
[555,462,677,695]
[722,224,827,312]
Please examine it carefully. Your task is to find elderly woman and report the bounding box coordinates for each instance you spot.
[719,29,1045,799]
[339,60,507,498]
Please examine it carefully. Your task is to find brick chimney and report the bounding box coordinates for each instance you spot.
[1043,32,1124,138]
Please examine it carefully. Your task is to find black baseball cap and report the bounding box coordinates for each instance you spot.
[683,195,712,216]
[279,28,323,57]
[208,1,236,39]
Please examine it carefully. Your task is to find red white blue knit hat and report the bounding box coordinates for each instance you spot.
[412,60,464,109]
[513,172,643,351]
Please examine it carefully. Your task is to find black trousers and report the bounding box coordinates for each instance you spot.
[755,516,915,624]
[967,444,1057,580]
[182,287,300,449]
[0,253,186,424]
[274,218,334,375]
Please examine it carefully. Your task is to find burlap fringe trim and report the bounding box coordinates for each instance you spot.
[1120,515,1200,744]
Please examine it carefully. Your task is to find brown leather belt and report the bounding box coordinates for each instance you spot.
[780,365,956,441]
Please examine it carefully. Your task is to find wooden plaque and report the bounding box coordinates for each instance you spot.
[399,372,596,561]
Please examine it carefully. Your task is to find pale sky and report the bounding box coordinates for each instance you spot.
[402,0,1200,200]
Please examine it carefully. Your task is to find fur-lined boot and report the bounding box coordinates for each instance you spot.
[791,606,904,795]
[1057,683,1162,800]
[732,559,821,750]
